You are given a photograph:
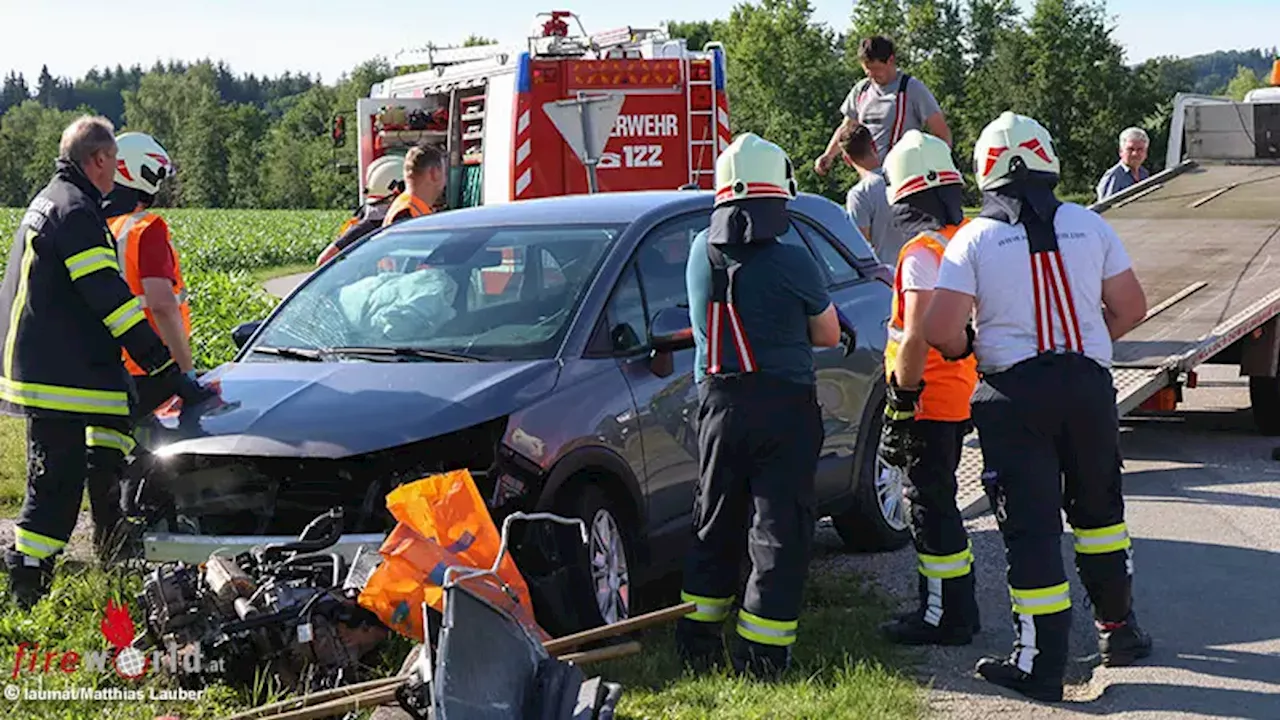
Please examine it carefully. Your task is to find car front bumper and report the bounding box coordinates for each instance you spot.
[142,532,390,564]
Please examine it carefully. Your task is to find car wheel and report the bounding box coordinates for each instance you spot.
[831,391,913,553]
[563,484,635,627]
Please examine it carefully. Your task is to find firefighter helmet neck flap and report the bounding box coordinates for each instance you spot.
[105,132,172,218]
[709,133,797,245]
[884,129,966,236]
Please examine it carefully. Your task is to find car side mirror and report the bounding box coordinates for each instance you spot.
[232,320,262,350]
[649,306,694,354]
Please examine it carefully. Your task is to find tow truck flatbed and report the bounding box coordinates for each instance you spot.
[954,112,1280,515]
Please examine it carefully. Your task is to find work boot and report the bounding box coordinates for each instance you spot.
[730,637,790,682]
[974,656,1064,702]
[4,548,54,611]
[1097,612,1153,667]
[880,613,974,646]
[892,607,981,634]
[674,618,727,674]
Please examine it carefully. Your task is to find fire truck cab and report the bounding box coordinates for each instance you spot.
[346,11,731,210]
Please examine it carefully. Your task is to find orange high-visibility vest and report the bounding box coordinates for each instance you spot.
[381,193,433,227]
[108,211,192,377]
[883,222,978,422]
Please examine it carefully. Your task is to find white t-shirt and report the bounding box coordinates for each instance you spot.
[899,244,940,292]
[934,203,1133,373]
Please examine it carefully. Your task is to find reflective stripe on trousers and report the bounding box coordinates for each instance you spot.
[1009,582,1071,616]
[1072,522,1131,555]
[918,541,974,579]
[14,527,66,560]
[736,610,798,647]
[85,426,136,455]
[681,591,735,623]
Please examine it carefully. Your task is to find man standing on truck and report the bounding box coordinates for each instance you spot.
[875,129,980,647]
[813,35,952,176]
[923,111,1153,702]
[675,133,840,680]
[315,155,405,266]
[1095,127,1151,202]
[382,144,447,227]
[840,123,906,263]
[0,117,213,608]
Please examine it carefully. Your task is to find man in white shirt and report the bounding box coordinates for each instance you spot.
[922,111,1153,703]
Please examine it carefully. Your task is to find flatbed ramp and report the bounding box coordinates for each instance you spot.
[955,160,1280,515]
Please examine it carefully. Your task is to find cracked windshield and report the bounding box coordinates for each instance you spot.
[251,224,624,361]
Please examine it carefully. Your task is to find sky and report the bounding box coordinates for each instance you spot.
[0,0,1276,84]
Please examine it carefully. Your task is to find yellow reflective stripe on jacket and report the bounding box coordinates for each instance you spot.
[86,426,136,455]
[3,229,37,379]
[736,610,798,647]
[64,246,119,281]
[14,527,67,560]
[681,591,734,622]
[1073,523,1131,555]
[918,542,974,579]
[0,377,130,416]
[147,358,174,377]
[103,297,145,338]
[1009,582,1071,616]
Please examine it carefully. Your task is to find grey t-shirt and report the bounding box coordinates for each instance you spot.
[687,229,832,386]
[846,173,907,265]
[839,72,942,165]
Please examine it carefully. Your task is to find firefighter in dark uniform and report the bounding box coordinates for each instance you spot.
[923,112,1154,701]
[875,130,980,646]
[0,116,213,608]
[675,133,842,679]
[314,154,404,266]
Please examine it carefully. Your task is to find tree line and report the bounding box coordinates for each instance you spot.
[0,0,1275,210]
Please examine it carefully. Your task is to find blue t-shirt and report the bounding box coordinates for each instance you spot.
[686,229,832,386]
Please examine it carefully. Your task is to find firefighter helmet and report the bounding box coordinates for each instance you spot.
[114,132,172,196]
[365,155,404,200]
[972,111,1061,191]
[884,130,964,203]
[714,133,798,206]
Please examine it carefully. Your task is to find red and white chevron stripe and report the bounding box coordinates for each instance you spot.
[513,101,533,200]
[716,92,731,154]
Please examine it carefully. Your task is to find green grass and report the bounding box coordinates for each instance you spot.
[0,562,922,720]
[0,416,21,514]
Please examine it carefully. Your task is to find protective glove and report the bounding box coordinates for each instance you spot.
[879,375,926,470]
[941,322,975,362]
[175,372,218,407]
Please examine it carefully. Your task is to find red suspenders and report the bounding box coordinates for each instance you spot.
[705,244,759,375]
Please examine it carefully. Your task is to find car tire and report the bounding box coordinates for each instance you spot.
[559,483,636,629]
[831,390,913,553]
[1249,376,1280,436]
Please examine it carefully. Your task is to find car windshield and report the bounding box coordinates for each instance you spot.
[248,222,625,361]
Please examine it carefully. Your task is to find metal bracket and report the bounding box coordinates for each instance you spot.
[440,512,588,594]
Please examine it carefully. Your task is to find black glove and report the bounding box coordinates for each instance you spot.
[175,371,217,407]
[879,375,926,470]
[941,323,975,362]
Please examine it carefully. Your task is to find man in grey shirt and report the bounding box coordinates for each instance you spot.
[815,35,952,175]
[840,124,907,264]
[1096,126,1151,202]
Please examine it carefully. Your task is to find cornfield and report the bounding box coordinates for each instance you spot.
[0,207,347,369]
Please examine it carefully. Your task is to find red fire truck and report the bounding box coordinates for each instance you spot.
[345,11,731,209]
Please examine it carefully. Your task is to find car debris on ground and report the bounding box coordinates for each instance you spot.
[130,469,693,719]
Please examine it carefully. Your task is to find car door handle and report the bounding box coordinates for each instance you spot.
[838,329,856,357]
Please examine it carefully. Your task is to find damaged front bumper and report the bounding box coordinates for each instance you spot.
[141,532,390,564]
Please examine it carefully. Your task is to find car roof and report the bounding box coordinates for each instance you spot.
[380,190,838,232]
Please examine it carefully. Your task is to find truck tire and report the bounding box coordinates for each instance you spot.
[1250,376,1280,436]
[831,391,912,553]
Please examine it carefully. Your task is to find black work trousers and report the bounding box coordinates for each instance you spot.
[15,375,172,561]
[904,420,977,628]
[971,353,1134,681]
[680,372,824,651]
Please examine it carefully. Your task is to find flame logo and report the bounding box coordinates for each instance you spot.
[100,599,136,650]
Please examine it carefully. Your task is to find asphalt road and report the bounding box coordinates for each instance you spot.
[814,363,1280,719]
[262,271,311,298]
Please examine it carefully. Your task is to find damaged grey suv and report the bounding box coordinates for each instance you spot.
[136,189,906,635]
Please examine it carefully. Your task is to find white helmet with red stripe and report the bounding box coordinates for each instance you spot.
[973,111,1061,191]
[883,130,964,203]
[714,133,798,206]
[113,131,172,196]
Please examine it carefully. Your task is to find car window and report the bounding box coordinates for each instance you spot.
[249,222,624,362]
[604,266,646,354]
[795,219,861,286]
[635,212,706,327]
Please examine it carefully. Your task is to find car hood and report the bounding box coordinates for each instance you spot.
[147,358,561,459]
